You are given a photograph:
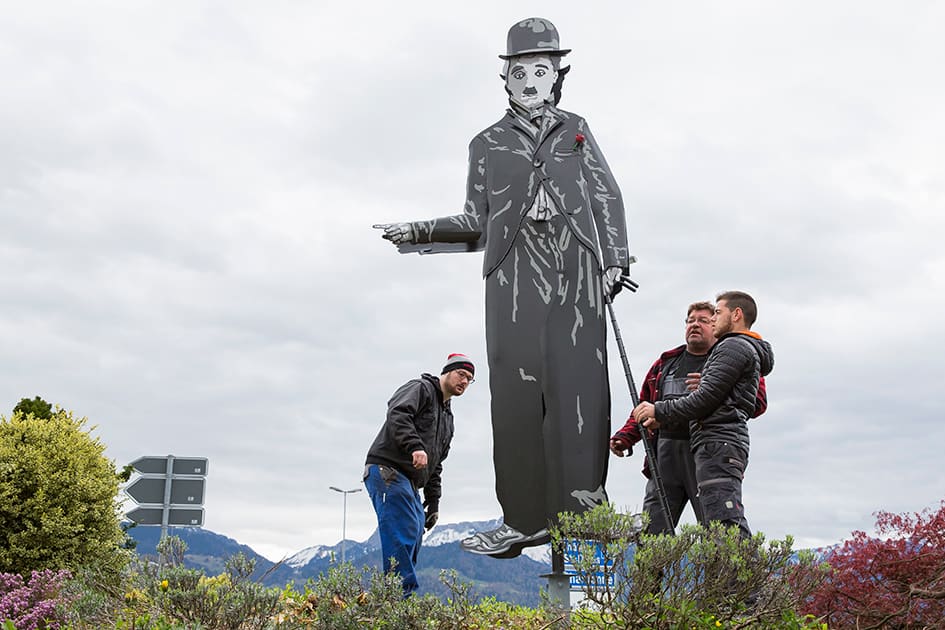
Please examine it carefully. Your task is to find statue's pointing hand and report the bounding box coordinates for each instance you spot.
[373,223,415,245]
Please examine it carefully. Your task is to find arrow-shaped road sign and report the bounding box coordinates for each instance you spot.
[126,506,204,527]
[125,477,205,505]
[130,456,209,476]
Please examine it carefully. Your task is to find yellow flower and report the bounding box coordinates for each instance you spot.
[160,579,169,592]
[715,621,722,627]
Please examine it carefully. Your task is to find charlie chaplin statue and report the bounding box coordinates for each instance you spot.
[377,17,630,558]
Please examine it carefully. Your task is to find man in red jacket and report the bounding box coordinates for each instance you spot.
[610,301,767,534]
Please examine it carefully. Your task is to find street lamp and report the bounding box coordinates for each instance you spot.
[329,486,362,564]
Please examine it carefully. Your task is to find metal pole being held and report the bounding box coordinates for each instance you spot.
[605,264,675,534]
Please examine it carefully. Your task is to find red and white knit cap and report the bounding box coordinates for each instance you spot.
[441,353,475,376]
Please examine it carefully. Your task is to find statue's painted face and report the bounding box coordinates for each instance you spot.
[506,54,557,108]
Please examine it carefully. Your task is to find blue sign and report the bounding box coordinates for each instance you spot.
[562,539,615,589]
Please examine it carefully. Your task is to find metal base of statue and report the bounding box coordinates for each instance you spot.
[540,547,571,615]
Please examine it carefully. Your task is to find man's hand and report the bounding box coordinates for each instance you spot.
[373,222,415,245]
[685,372,701,392]
[602,266,623,298]
[411,450,428,469]
[632,401,660,431]
[423,499,439,530]
[609,436,633,457]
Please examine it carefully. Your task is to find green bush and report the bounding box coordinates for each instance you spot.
[90,543,558,630]
[552,503,830,629]
[12,397,53,420]
[55,525,831,629]
[274,564,561,629]
[144,536,280,629]
[0,406,128,581]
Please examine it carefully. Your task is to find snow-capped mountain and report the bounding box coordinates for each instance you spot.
[284,544,332,568]
[285,516,550,567]
[423,517,502,547]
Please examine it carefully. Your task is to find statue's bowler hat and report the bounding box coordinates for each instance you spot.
[499,17,571,60]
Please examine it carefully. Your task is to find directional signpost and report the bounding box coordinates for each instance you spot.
[124,455,208,537]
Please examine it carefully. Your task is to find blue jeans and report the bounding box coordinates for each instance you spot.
[364,464,425,595]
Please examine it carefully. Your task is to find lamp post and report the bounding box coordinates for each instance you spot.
[329,486,362,564]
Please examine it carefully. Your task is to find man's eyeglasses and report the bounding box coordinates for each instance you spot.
[686,317,712,326]
[455,371,475,384]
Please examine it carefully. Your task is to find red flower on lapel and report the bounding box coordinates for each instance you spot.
[572,133,586,151]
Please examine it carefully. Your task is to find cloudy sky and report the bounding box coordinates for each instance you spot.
[2,1,943,562]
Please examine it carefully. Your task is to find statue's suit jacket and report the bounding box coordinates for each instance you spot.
[406,105,630,275]
[401,104,630,533]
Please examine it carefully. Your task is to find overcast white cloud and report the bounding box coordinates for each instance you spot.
[2,1,943,561]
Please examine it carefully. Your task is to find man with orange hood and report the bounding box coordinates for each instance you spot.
[632,291,773,538]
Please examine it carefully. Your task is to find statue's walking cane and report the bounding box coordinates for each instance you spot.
[605,263,675,534]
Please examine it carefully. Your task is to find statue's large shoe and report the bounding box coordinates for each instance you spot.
[460,524,550,558]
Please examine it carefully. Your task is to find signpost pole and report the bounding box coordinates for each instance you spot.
[124,455,208,531]
[161,454,175,540]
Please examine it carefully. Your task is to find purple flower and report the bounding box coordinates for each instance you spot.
[0,570,73,630]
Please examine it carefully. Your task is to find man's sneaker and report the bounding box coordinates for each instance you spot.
[460,524,550,556]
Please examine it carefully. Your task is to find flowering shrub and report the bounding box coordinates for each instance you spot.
[0,569,72,629]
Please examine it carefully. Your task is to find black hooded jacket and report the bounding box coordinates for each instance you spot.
[365,373,454,509]
[654,331,774,452]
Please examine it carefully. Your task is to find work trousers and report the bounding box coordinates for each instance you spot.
[642,436,705,534]
[364,464,425,595]
[694,440,751,539]
[485,215,611,535]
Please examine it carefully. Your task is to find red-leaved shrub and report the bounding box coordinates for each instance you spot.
[799,501,945,629]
